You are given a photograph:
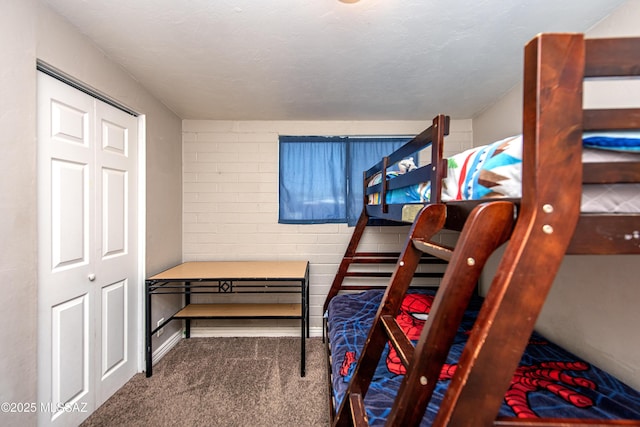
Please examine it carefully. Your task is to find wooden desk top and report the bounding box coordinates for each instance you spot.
[148,261,309,281]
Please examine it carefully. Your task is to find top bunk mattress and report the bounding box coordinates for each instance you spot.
[367,134,640,213]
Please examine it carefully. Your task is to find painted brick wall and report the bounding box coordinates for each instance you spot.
[182,119,472,336]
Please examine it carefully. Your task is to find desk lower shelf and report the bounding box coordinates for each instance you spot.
[174,303,302,318]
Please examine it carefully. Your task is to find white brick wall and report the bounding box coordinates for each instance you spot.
[182,119,472,335]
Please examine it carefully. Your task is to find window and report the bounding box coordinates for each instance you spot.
[279,136,410,226]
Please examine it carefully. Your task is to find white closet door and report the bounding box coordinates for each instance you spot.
[93,99,139,405]
[37,72,139,426]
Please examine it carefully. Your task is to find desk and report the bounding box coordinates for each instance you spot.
[145,261,310,377]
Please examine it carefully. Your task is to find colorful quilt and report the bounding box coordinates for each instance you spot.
[367,134,640,206]
[441,135,522,201]
[326,289,640,425]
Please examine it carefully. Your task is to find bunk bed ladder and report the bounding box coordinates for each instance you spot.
[333,200,516,427]
[324,210,371,314]
[323,209,446,316]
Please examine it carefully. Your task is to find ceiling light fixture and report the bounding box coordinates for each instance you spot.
[339,0,360,3]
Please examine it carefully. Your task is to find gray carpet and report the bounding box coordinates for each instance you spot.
[82,337,330,427]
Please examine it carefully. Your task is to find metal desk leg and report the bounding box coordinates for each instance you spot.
[145,280,153,377]
[306,269,310,338]
[300,268,309,377]
[185,281,191,338]
[301,278,306,377]
[300,308,307,377]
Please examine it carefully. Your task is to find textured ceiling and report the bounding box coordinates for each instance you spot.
[43,0,627,121]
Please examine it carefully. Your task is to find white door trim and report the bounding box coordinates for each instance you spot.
[136,114,146,372]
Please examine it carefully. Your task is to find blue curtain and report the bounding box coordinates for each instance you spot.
[279,136,410,226]
[279,136,347,223]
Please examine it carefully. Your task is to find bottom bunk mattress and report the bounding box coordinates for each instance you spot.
[326,289,640,425]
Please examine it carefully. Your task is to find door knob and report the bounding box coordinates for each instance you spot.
[88,273,96,281]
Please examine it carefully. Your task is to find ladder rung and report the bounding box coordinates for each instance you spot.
[349,393,369,427]
[349,252,448,264]
[412,238,454,261]
[381,315,415,370]
[344,272,445,278]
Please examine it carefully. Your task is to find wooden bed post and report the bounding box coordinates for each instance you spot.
[430,114,448,204]
[433,33,585,426]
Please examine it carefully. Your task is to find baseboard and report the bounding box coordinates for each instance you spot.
[190,325,323,338]
[152,329,182,365]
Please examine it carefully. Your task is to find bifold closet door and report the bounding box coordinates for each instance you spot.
[37,72,139,426]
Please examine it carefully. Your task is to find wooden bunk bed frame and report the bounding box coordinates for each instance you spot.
[324,33,640,427]
[323,114,450,312]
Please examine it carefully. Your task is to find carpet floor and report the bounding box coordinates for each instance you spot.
[81,337,330,427]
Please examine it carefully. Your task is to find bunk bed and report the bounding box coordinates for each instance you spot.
[323,33,640,426]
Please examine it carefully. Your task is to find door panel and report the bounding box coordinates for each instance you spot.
[51,100,89,146]
[101,280,127,378]
[101,119,127,155]
[38,72,139,426]
[102,167,127,258]
[51,295,89,408]
[51,159,88,269]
